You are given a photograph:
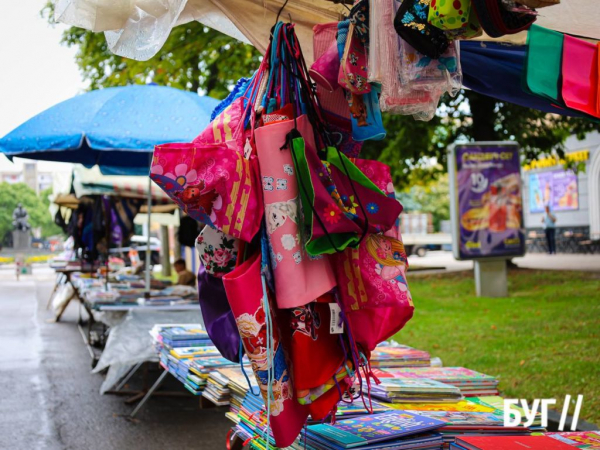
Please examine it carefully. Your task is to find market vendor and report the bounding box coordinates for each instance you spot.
[174,259,196,287]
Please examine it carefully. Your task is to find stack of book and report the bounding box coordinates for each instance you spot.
[154,325,213,348]
[366,378,463,404]
[299,411,446,450]
[377,367,500,397]
[371,345,432,368]
[203,370,232,406]
[220,367,259,424]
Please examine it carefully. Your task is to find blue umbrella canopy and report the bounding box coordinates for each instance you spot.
[0,84,220,175]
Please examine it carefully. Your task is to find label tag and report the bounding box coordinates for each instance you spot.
[243,137,253,159]
[329,303,344,334]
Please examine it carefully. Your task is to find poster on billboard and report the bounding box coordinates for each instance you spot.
[529,170,579,213]
[449,142,525,260]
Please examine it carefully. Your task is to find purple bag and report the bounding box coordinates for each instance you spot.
[197,264,242,362]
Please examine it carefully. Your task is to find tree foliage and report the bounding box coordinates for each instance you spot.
[43,3,261,99]
[397,175,450,232]
[44,5,598,188]
[0,183,62,240]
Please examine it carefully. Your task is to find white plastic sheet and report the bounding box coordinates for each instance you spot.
[92,308,202,393]
[52,282,74,313]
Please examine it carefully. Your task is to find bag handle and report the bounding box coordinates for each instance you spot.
[282,22,371,247]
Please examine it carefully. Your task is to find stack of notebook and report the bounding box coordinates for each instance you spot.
[154,325,214,348]
[202,370,232,406]
[221,367,259,425]
[371,345,432,368]
[299,411,446,450]
[377,367,499,397]
[367,378,463,404]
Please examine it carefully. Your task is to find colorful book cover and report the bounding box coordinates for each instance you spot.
[455,435,575,449]
[405,410,504,426]
[371,377,461,393]
[307,411,446,449]
[162,326,209,341]
[546,431,600,449]
[383,399,496,413]
[383,367,498,383]
[467,396,541,423]
[169,346,219,359]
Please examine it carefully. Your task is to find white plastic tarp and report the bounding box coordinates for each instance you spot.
[92,308,203,394]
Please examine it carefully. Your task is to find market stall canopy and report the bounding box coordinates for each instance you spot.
[73,165,171,203]
[0,84,219,175]
[53,0,600,62]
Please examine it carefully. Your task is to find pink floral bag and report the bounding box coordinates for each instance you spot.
[150,142,263,242]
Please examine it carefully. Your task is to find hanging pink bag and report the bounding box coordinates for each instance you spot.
[255,114,337,309]
[150,142,263,242]
[332,165,413,352]
[193,96,247,150]
[222,251,309,448]
[333,227,414,352]
[562,35,600,118]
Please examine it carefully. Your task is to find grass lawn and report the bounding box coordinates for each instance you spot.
[394,269,600,426]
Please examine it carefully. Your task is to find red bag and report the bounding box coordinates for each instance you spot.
[222,252,309,448]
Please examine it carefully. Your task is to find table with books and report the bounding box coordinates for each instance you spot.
[66,275,197,367]
[148,324,600,450]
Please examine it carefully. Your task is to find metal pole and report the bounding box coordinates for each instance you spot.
[160,225,171,277]
[145,175,152,294]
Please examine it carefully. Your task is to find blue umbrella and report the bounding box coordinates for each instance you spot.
[0,84,220,175]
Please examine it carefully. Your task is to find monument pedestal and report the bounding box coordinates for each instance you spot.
[12,230,31,250]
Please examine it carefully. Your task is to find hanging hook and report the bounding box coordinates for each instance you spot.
[275,0,290,25]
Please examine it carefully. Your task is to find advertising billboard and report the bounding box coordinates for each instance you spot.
[529,170,579,213]
[449,142,525,260]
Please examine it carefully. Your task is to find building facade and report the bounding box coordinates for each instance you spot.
[522,132,600,252]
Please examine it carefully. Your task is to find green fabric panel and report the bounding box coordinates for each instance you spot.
[290,136,314,235]
[290,137,359,256]
[526,24,564,102]
[326,147,383,194]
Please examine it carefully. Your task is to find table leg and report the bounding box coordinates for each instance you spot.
[46,273,64,310]
[114,363,144,392]
[129,369,169,418]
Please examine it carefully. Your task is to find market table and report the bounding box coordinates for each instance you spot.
[90,307,202,400]
[47,267,97,322]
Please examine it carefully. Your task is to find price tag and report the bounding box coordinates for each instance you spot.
[329,303,344,334]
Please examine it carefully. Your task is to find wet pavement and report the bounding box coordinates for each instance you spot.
[0,266,232,450]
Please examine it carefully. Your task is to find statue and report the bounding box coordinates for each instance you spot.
[12,203,31,232]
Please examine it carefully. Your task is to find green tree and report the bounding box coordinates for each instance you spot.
[43,3,261,99]
[0,183,62,241]
[397,175,450,232]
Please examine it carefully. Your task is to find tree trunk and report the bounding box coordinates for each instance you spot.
[467,91,497,141]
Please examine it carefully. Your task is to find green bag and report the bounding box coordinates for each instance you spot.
[290,133,402,256]
[428,0,472,31]
[525,24,564,102]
